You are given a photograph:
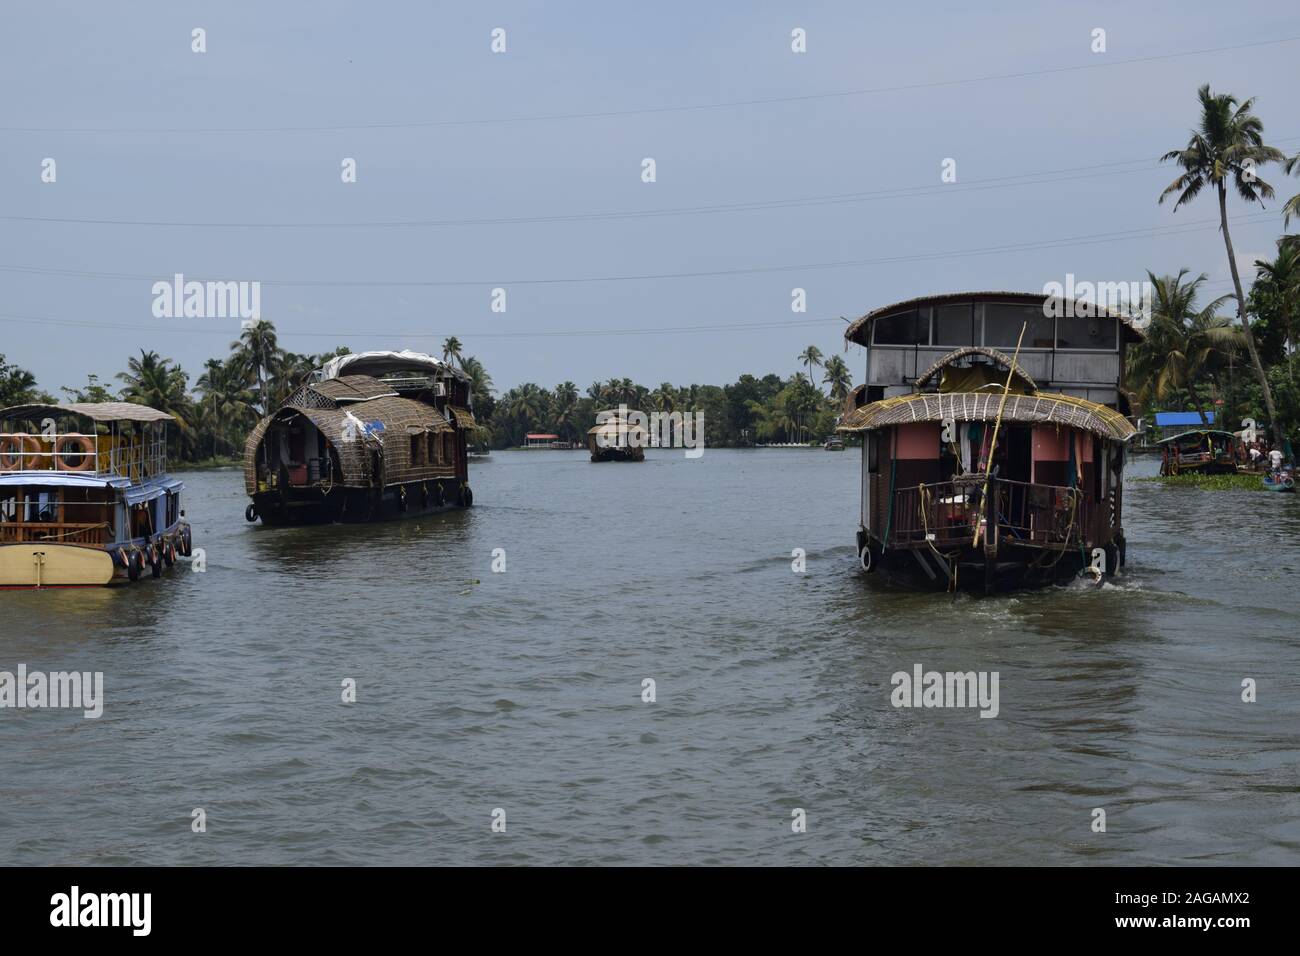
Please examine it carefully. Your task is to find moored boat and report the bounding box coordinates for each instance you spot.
[838,291,1142,592]
[243,350,476,525]
[1263,469,1295,492]
[0,402,192,587]
[1157,429,1239,476]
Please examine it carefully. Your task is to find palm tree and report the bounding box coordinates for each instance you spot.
[1160,85,1286,445]
[822,355,852,404]
[441,337,464,369]
[1284,152,1300,226]
[231,319,279,414]
[460,355,495,411]
[1127,270,1239,421]
[798,346,824,390]
[117,350,194,454]
[1254,239,1300,381]
[553,381,579,441]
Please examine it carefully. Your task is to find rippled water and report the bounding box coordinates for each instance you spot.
[2,449,1298,865]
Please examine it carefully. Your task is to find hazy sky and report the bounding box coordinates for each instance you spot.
[3,1,1299,397]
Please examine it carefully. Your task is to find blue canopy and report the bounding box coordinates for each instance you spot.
[1155,411,1212,426]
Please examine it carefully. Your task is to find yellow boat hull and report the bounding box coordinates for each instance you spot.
[0,543,116,588]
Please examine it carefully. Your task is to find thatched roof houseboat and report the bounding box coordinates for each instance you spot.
[587,413,648,462]
[243,350,476,525]
[838,292,1143,592]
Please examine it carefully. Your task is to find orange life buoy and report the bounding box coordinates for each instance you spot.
[0,434,43,470]
[55,434,97,472]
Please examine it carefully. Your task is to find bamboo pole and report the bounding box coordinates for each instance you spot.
[972,322,1027,548]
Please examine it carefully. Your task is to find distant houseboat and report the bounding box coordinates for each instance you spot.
[838,291,1142,592]
[0,402,192,587]
[587,413,648,462]
[243,350,476,525]
[524,433,560,449]
[1157,429,1239,476]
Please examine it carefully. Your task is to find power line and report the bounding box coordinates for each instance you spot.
[0,211,1279,288]
[0,160,1178,230]
[5,35,1297,134]
[0,311,840,339]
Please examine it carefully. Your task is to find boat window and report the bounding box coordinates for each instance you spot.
[410,435,424,466]
[984,303,1054,349]
[933,303,974,346]
[1056,314,1117,350]
[427,432,438,464]
[871,309,927,345]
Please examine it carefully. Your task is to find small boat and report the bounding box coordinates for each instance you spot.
[0,402,192,587]
[587,411,647,462]
[243,350,476,525]
[824,437,845,451]
[1263,470,1296,492]
[1157,429,1240,476]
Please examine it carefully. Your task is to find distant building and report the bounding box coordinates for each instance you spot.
[524,433,560,449]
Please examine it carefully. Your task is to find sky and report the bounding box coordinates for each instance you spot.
[2,0,1299,397]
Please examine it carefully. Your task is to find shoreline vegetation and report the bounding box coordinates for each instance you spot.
[0,84,1296,465]
[1135,472,1267,492]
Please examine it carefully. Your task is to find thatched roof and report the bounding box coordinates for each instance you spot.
[0,401,174,424]
[309,376,399,403]
[447,406,476,429]
[843,291,1147,346]
[915,347,1037,391]
[836,391,1136,442]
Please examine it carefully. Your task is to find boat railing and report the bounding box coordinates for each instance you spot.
[889,478,1092,551]
[0,498,113,546]
[0,427,168,483]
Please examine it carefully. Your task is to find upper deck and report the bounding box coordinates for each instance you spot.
[0,402,174,484]
[844,291,1145,409]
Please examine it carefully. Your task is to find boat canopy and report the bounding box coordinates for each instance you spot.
[837,391,1136,442]
[1156,429,1238,444]
[313,350,469,384]
[0,401,175,423]
[0,473,133,490]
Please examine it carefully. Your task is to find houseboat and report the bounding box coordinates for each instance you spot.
[243,350,476,525]
[837,291,1142,592]
[587,412,648,462]
[1157,429,1239,476]
[0,402,191,587]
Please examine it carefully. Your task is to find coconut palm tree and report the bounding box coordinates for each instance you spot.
[1284,152,1300,226]
[460,356,495,411]
[1254,238,1300,381]
[822,355,853,404]
[798,346,824,390]
[552,381,580,441]
[231,319,279,414]
[1127,270,1239,421]
[1160,84,1286,444]
[441,337,464,368]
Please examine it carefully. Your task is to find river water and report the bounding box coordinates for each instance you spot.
[2,449,1298,865]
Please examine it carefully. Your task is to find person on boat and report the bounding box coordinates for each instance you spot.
[1269,447,1284,473]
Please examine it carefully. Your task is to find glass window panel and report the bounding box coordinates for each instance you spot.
[934,303,974,346]
[871,309,926,345]
[1055,314,1117,350]
[984,303,1055,348]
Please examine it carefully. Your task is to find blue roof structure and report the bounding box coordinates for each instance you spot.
[1154,411,1212,427]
